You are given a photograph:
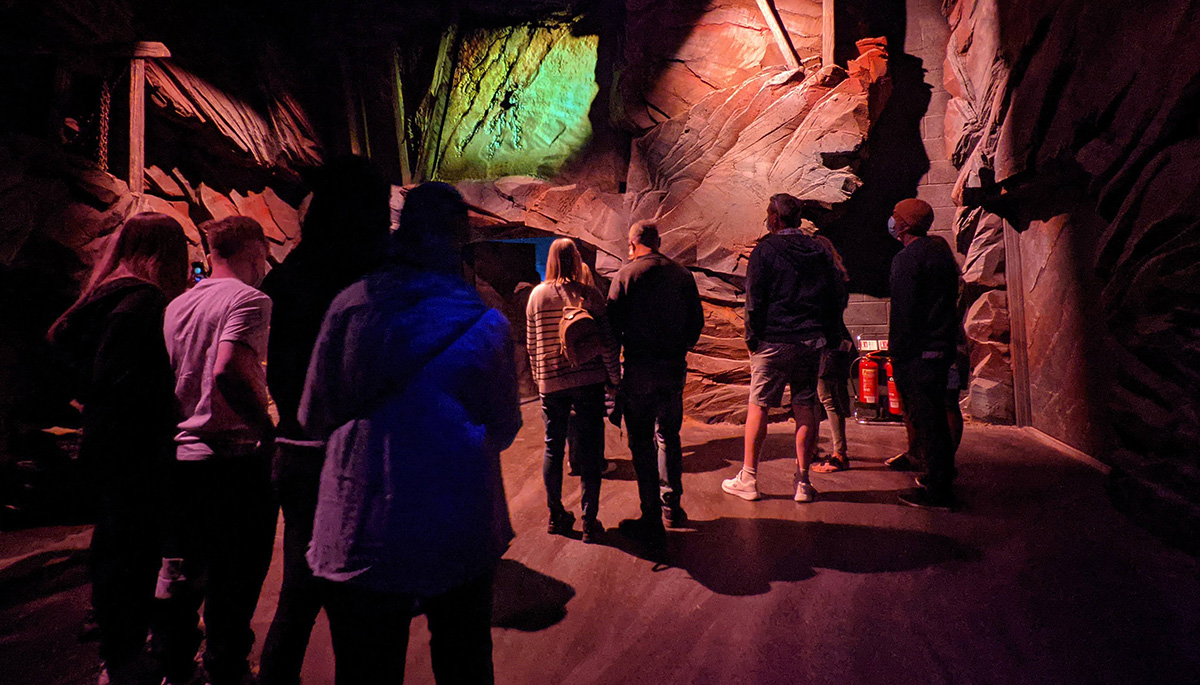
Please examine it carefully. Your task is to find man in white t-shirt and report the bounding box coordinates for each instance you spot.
[156,216,276,685]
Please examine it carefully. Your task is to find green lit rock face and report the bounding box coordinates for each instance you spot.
[426,21,598,182]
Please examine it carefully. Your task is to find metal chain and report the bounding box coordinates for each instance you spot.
[98,79,111,171]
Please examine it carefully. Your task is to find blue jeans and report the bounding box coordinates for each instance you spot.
[622,368,685,520]
[541,383,606,523]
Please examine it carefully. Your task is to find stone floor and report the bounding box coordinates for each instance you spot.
[3,401,1200,684]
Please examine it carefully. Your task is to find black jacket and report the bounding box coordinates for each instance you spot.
[744,232,843,352]
[606,252,704,374]
[51,278,177,469]
[261,243,381,440]
[888,235,960,362]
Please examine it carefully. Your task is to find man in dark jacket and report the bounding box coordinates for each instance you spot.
[258,157,390,685]
[607,221,704,543]
[722,194,842,503]
[887,198,962,510]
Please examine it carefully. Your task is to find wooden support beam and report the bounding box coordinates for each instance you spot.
[127,42,169,198]
[1003,218,1033,427]
[129,57,145,196]
[392,47,412,185]
[754,0,801,71]
[823,0,835,67]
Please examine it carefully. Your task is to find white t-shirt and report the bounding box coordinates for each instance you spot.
[164,277,272,460]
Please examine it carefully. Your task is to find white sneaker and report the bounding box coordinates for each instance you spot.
[721,470,760,501]
[794,479,818,503]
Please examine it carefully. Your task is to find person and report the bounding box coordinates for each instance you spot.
[526,238,620,543]
[300,182,521,684]
[606,221,703,544]
[886,198,962,510]
[157,216,276,685]
[886,328,968,473]
[48,213,189,685]
[808,214,855,474]
[721,194,842,503]
[258,158,390,685]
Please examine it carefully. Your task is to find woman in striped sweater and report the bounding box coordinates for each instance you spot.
[526,239,621,543]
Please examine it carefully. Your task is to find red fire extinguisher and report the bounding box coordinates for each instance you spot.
[858,355,879,405]
[885,358,903,416]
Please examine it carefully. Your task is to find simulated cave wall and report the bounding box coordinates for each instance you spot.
[942,0,1200,550]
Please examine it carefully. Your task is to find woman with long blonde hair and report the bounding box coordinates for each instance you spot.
[49,212,189,685]
[525,238,619,542]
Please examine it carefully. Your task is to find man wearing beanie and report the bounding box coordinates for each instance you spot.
[887,198,962,509]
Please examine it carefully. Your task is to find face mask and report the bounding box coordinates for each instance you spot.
[887,216,900,239]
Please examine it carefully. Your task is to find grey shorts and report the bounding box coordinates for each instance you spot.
[749,340,823,408]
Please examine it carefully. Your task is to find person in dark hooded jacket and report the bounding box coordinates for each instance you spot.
[48,212,189,685]
[722,194,842,504]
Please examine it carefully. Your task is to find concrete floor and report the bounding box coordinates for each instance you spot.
[3,401,1200,684]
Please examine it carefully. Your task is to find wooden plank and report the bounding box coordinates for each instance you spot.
[754,0,801,70]
[1003,218,1033,427]
[133,41,171,59]
[393,46,412,185]
[129,58,145,196]
[823,0,835,67]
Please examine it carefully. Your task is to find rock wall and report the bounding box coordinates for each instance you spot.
[942,0,1200,551]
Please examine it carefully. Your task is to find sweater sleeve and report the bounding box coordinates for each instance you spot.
[589,287,622,386]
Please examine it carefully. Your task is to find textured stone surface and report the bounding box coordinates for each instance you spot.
[617,0,824,131]
[626,41,890,282]
[963,288,1013,423]
[416,20,600,183]
[943,0,1200,549]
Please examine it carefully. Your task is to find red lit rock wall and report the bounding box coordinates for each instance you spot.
[942,0,1200,550]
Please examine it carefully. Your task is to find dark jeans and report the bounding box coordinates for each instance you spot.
[541,383,605,523]
[154,454,277,684]
[259,443,325,685]
[893,356,956,493]
[90,465,161,669]
[323,572,495,685]
[622,370,685,520]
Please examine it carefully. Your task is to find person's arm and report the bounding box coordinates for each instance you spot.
[684,268,705,349]
[744,245,769,353]
[298,302,349,441]
[888,249,920,360]
[214,340,273,440]
[525,288,542,383]
[590,289,622,387]
[606,271,626,347]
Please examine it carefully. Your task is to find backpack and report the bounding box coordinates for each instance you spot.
[559,290,604,367]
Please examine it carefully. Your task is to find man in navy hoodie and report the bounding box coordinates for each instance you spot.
[722,194,843,503]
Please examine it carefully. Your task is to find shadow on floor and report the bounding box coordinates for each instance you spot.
[600,517,978,596]
[491,559,575,631]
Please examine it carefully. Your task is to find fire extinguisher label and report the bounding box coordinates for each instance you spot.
[860,368,878,404]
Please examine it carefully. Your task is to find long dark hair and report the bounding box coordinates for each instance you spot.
[48,212,189,342]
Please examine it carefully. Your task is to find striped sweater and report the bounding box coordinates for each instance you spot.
[525,280,621,395]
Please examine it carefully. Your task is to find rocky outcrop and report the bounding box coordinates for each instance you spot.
[942,0,1200,551]
[626,39,889,293]
[616,0,824,131]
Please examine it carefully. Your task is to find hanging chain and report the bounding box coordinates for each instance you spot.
[98,79,111,171]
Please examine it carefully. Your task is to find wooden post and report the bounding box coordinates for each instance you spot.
[392,47,412,185]
[129,42,170,198]
[823,0,835,67]
[1003,218,1033,427]
[754,0,801,70]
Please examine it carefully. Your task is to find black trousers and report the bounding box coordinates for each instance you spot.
[541,383,606,523]
[259,443,325,685]
[89,464,161,669]
[154,454,277,684]
[622,369,685,521]
[893,356,957,493]
[323,572,496,685]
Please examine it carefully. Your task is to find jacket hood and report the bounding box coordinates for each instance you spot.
[762,232,829,260]
[52,277,161,354]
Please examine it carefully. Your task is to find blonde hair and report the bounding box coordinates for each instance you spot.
[544,238,594,287]
[49,212,189,342]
